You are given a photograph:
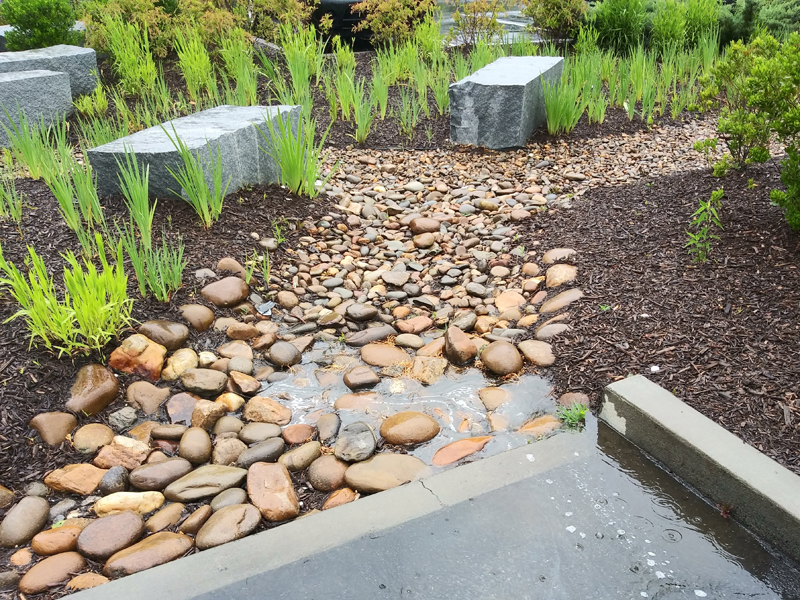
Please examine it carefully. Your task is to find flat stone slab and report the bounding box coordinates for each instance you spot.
[0,70,72,147]
[449,56,563,149]
[86,105,301,198]
[0,22,86,52]
[0,44,96,96]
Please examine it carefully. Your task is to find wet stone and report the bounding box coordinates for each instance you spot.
[45,464,107,496]
[344,454,430,494]
[108,335,167,381]
[317,413,341,442]
[243,396,292,426]
[239,422,282,444]
[19,552,85,595]
[478,387,509,411]
[432,436,492,466]
[179,428,212,465]
[278,441,322,471]
[0,496,49,547]
[539,288,584,313]
[129,458,194,491]
[31,526,81,555]
[445,326,476,365]
[247,463,299,522]
[343,365,380,390]
[126,381,170,415]
[98,466,129,495]
[138,320,189,351]
[77,511,145,561]
[380,412,440,445]
[236,437,286,468]
[480,341,523,376]
[29,412,76,446]
[178,505,212,535]
[67,572,109,590]
[179,304,215,332]
[334,422,376,462]
[201,276,249,307]
[282,424,314,445]
[66,364,119,416]
[196,504,260,550]
[360,343,410,367]
[103,532,193,578]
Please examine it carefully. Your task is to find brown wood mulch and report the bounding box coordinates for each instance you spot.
[520,161,800,475]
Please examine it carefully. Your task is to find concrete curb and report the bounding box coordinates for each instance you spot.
[601,375,800,563]
[72,432,591,600]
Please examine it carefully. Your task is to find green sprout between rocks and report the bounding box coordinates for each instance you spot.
[686,187,723,263]
[557,403,588,430]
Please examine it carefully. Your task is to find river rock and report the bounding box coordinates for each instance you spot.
[345,324,397,346]
[519,414,562,436]
[93,436,150,470]
[215,393,246,413]
[178,427,212,464]
[344,454,430,494]
[46,464,107,495]
[218,340,253,360]
[109,334,167,381]
[126,381,170,415]
[67,572,109,590]
[194,504,260,551]
[268,342,301,367]
[178,505,212,535]
[334,422,376,462]
[18,552,85,594]
[181,369,228,396]
[410,356,448,385]
[432,436,492,466]
[307,456,349,491]
[226,322,258,340]
[360,343,410,367]
[478,387,509,411]
[247,463,299,521]
[0,485,14,509]
[191,399,226,430]
[410,217,440,234]
[214,416,244,435]
[417,337,445,357]
[77,511,144,560]
[316,413,341,441]
[162,348,199,381]
[212,437,247,465]
[229,371,259,395]
[129,458,194,491]
[480,341,523,376]
[166,392,199,425]
[103,532,193,578]
[282,424,314,445]
[396,315,433,334]
[31,526,81,555]
[541,248,576,264]
[65,364,119,416]
[94,491,164,517]
[343,365,379,390]
[210,488,247,512]
[138,321,189,351]
[539,288,584,313]
[29,412,76,446]
[380,412,439,445]
[278,441,321,471]
[345,304,378,322]
[322,487,358,510]
[545,263,577,288]
[179,304,215,332]
[98,466,129,495]
[146,502,185,532]
[445,326,476,364]
[201,276,249,307]
[0,496,49,547]
[164,465,247,502]
[236,438,285,468]
[243,396,292,425]
[239,422,282,444]
[495,291,526,312]
[517,340,556,366]
[0,571,21,591]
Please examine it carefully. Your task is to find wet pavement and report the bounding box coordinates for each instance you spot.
[194,419,800,600]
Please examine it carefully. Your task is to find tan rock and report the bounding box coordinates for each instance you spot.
[146,503,185,533]
[179,304,215,332]
[558,392,590,407]
[539,288,584,313]
[546,263,578,288]
[396,315,433,334]
[128,421,160,444]
[93,437,150,470]
[162,348,199,381]
[360,343,410,367]
[200,276,249,308]
[518,340,556,366]
[478,387,510,411]
[229,371,260,395]
[247,463,299,521]
[417,337,445,357]
[431,436,492,466]
[444,326,476,365]
[65,364,119,416]
[178,505,212,535]
[282,424,314,445]
[103,532,193,578]
[322,487,359,510]
[126,381,170,414]
[541,248,577,264]
[276,290,299,308]
[31,525,81,555]
[93,492,165,517]
[380,412,439,445]
[18,552,85,594]
[333,392,379,411]
[518,414,562,437]
[46,464,107,495]
[217,339,253,360]
[67,572,109,590]
[212,437,247,466]
[0,484,14,509]
[344,454,430,494]
[191,399,227,429]
[278,441,322,472]
[216,392,246,412]
[226,322,258,340]
[29,412,76,446]
[494,291,526,312]
[243,396,292,425]
[10,547,32,565]
[410,356,448,385]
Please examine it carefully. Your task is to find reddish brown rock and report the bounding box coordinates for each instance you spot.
[145,503,185,533]
[67,572,109,590]
[396,315,433,335]
[247,463,299,521]
[18,552,85,594]
[93,437,150,470]
[518,415,561,437]
[431,436,492,466]
[200,276,249,308]
[65,364,119,416]
[166,392,200,425]
[179,304,215,332]
[77,511,145,561]
[307,455,348,492]
[243,396,292,425]
[282,424,314,445]
[45,464,107,495]
[126,381,170,415]
[108,335,167,381]
[444,326,476,365]
[137,320,189,351]
[229,371,260,395]
[29,412,76,446]
[31,526,82,555]
[226,322,258,340]
[103,532,193,578]
[322,487,359,510]
[380,412,440,445]
[178,505,212,535]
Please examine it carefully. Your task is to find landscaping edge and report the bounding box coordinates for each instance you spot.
[69,431,592,600]
[600,375,800,564]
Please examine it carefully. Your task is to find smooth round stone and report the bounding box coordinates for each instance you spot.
[344,454,430,494]
[163,466,247,502]
[18,552,86,594]
[228,356,254,375]
[394,333,424,349]
[138,320,189,351]
[0,496,49,547]
[24,482,49,497]
[201,276,249,308]
[480,341,523,376]
[278,441,321,472]
[316,413,341,442]
[129,458,194,491]
[65,364,119,416]
[379,412,440,445]
[360,344,410,367]
[343,365,379,390]
[282,424,314,445]
[214,416,244,435]
[126,381,170,415]
[196,504,260,550]
[77,511,145,561]
[30,526,81,555]
[210,488,248,512]
[269,342,302,368]
[178,505,212,535]
[66,572,109,590]
[236,438,286,469]
[179,304,215,332]
[102,532,193,578]
[179,428,212,465]
[151,424,188,441]
[307,456,348,492]
[239,422,282,444]
[345,304,378,322]
[29,412,76,446]
[0,485,13,509]
[478,387,510,411]
[98,466,129,495]
[334,422,376,462]
[517,340,556,367]
[145,503,185,533]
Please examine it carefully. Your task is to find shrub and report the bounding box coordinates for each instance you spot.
[684,0,720,48]
[351,0,436,46]
[771,147,800,230]
[523,0,587,41]
[592,0,647,55]
[719,0,760,45]
[650,0,687,53]
[757,0,800,38]
[449,0,505,46]
[0,0,80,51]
[248,0,317,42]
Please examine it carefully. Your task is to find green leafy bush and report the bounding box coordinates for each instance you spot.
[523,0,587,41]
[771,147,800,230]
[650,0,686,53]
[351,0,436,46]
[0,0,80,51]
[248,0,317,42]
[449,0,505,46]
[592,0,648,55]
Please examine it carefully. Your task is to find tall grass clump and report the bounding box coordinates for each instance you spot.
[0,162,24,224]
[0,237,132,356]
[685,0,721,49]
[259,113,336,199]
[116,149,155,250]
[103,16,157,96]
[119,224,186,302]
[174,26,215,105]
[163,127,230,228]
[4,109,56,181]
[220,28,258,106]
[542,71,584,134]
[351,78,375,144]
[651,0,687,53]
[48,160,105,256]
[592,0,648,55]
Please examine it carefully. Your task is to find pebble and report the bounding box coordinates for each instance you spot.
[77,511,145,560]
[65,364,119,416]
[380,412,440,445]
[334,422,376,462]
[196,504,260,550]
[0,496,50,547]
[103,532,193,578]
[344,454,430,494]
[18,552,85,594]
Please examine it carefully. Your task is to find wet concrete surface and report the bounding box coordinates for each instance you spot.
[195,419,800,600]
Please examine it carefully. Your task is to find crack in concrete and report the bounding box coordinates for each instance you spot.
[419,480,443,507]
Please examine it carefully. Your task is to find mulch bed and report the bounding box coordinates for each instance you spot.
[520,162,800,474]
[0,181,334,492]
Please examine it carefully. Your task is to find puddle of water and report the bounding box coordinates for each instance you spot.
[256,340,556,465]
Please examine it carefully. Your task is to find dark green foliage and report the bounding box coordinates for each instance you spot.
[0,0,80,50]
[758,0,800,38]
[592,0,648,54]
[719,0,760,45]
[650,0,687,53]
[771,147,800,230]
[684,0,720,48]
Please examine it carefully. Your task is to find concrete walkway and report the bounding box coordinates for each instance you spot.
[73,421,800,600]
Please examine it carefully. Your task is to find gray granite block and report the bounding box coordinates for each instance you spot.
[0,22,86,52]
[87,104,301,198]
[449,56,564,149]
[0,70,72,147]
[0,44,96,96]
